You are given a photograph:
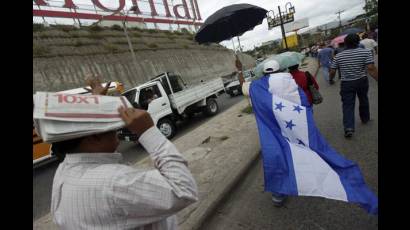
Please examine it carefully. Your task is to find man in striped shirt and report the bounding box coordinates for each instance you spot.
[329,33,378,138]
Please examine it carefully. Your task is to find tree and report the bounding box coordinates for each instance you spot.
[363,0,378,16]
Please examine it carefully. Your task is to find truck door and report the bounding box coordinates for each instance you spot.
[138,83,172,125]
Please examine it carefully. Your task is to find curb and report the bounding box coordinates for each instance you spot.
[185,150,260,230]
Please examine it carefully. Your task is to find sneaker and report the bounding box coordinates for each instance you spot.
[272,194,287,207]
[344,129,354,138]
[361,119,371,124]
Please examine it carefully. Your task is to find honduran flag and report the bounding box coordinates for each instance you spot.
[249,72,378,215]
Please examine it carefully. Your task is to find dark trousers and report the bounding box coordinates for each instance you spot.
[340,77,370,131]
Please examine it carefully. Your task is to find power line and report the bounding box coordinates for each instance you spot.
[335,10,345,27]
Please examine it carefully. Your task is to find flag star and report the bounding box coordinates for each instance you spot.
[275,102,286,111]
[297,139,305,146]
[283,136,290,142]
[285,120,296,130]
[293,105,303,114]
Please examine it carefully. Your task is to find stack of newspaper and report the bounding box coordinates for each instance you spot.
[33,92,132,143]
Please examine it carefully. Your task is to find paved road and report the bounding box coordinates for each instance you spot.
[201,57,378,230]
[33,92,243,221]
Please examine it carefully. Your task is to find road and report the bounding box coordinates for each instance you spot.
[33,92,243,221]
[200,57,378,230]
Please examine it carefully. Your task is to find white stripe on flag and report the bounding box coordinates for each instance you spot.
[269,74,347,201]
[288,142,348,201]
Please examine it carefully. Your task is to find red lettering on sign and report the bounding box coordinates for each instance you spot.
[54,94,64,103]
[54,95,100,104]
[65,95,77,103]
[147,0,159,17]
[90,96,100,104]
[189,0,197,20]
[162,0,172,17]
[33,0,204,24]
[130,0,142,14]
[91,0,125,12]
[193,0,201,20]
[173,0,191,19]
[77,97,89,104]
[62,0,77,8]
[34,0,47,6]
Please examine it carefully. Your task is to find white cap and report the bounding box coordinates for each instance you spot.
[263,60,280,74]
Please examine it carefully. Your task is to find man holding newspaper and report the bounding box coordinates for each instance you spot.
[33,77,198,230]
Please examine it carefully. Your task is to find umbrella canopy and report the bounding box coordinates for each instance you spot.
[339,27,365,36]
[331,34,347,47]
[195,4,268,44]
[254,52,305,78]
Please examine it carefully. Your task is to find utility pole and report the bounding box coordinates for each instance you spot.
[278,6,288,50]
[237,36,243,52]
[336,10,345,28]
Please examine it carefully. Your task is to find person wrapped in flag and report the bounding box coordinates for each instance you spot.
[236,58,378,214]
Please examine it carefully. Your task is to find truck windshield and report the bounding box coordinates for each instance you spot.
[123,89,137,104]
[167,73,185,93]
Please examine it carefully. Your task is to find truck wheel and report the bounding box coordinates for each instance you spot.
[228,92,235,97]
[157,118,176,139]
[204,98,219,116]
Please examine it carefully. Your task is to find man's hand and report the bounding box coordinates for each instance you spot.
[366,64,378,82]
[85,74,112,95]
[118,107,154,137]
[329,68,336,81]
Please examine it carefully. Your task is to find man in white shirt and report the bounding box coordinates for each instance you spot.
[360,33,378,56]
[50,78,198,230]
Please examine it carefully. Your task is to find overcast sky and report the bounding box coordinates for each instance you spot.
[197,0,366,51]
[34,0,366,51]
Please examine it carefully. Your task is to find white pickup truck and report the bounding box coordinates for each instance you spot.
[224,69,255,97]
[119,72,225,140]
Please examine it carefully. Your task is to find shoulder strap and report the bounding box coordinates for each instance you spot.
[305,71,313,86]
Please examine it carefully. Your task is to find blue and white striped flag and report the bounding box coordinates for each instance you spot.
[249,73,378,215]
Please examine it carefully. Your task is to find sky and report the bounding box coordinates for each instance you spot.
[197,0,366,51]
[34,0,367,51]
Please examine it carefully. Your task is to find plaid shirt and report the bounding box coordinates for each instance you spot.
[51,127,198,230]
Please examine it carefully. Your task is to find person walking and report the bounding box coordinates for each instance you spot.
[316,43,335,84]
[329,34,378,138]
[237,58,289,207]
[360,32,378,56]
[288,64,319,106]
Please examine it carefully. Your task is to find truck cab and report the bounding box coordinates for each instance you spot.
[120,72,223,140]
[225,69,255,97]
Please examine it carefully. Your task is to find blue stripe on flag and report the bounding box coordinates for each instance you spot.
[249,74,378,215]
[305,103,378,215]
[250,76,298,196]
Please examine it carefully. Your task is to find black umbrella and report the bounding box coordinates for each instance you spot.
[195,4,268,44]
[339,27,365,36]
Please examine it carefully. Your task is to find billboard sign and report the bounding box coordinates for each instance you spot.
[267,13,294,30]
[33,0,203,26]
[284,18,309,33]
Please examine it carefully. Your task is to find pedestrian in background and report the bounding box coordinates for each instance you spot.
[238,58,290,207]
[316,43,335,84]
[360,33,378,56]
[329,34,378,138]
[289,64,319,106]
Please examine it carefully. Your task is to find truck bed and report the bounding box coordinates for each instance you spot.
[169,78,224,114]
